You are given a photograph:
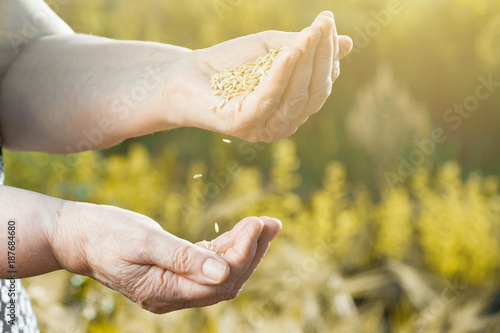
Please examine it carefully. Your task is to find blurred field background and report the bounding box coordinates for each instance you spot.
[4,0,500,331]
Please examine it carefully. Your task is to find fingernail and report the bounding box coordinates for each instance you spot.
[202,258,228,282]
[271,218,283,230]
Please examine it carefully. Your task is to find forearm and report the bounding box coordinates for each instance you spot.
[0,185,62,278]
[0,34,191,153]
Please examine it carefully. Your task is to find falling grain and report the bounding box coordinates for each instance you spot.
[222,139,231,143]
[193,174,203,179]
[215,222,219,233]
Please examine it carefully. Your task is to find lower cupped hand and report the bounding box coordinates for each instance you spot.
[48,202,281,313]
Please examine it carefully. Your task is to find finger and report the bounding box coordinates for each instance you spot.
[254,30,299,50]
[136,268,231,313]
[232,217,282,292]
[195,216,262,252]
[219,217,265,284]
[242,47,300,124]
[169,217,267,307]
[195,216,266,266]
[147,230,230,286]
[282,25,322,117]
[299,12,335,120]
[331,14,340,82]
[290,16,344,131]
[265,24,321,136]
[255,31,352,61]
[339,35,353,60]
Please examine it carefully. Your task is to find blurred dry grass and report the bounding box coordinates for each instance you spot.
[5,139,500,332]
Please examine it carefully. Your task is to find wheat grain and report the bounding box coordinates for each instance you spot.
[193,174,203,179]
[210,48,284,108]
[205,238,225,257]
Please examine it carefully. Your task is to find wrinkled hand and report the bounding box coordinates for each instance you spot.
[48,202,281,313]
[168,11,352,142]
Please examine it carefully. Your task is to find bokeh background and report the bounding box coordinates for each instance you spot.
[5,0,500,331]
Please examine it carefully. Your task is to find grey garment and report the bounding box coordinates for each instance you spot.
[0,139,40,332]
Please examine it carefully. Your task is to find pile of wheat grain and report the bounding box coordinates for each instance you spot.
[210,48,284,110]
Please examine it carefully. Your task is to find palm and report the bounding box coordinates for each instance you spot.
[169,33,282,137]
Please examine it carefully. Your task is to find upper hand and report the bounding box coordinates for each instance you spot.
[167,11,353,142]
[48,202,281,313]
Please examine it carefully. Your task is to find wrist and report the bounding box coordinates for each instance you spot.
[160,50,199,129]
[46,199,93,277]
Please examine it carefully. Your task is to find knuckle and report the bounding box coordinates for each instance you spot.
[171,243,195,274]
[286,126,299,138]
[139,300,178,314]
[258,127,276,143]
[288,91,309,109]
[266,117,290,136]
[332,64,340,81]
[292,116,309,129]
[273,109,294,123]
[254,31,272,48]
[243,135,260,142]
[225,289,241,301]
[270,72,288,87]
[213,284,239,302]
[316,45,333,60]
[135,275,186,314]
[311,84,332,102]
[135,292,163,313]
[258,97,281,115]
[303,26,321,39]
[129,229,155,261]
[138,300,164,314]
[137,228,154,244]
[239,126,265,142]
[243,134,260,143]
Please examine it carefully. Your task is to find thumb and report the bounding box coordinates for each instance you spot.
[339,35,353,60]
[147,230,230,285]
